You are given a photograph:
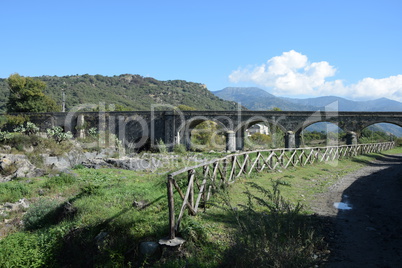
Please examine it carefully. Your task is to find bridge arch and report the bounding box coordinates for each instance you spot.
[235,116,286,150]
[298,121,346,147]
[176,115,230,151]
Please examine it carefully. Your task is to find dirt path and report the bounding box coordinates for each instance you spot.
[311,153,402,267]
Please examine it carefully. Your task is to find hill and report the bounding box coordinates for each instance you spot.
[0,74,240,112]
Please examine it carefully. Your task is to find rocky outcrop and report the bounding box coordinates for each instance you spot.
[0,154,45,182]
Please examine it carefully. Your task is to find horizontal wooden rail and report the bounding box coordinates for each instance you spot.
[166,142,395,239]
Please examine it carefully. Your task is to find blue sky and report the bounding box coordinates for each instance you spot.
[1,0,402,100]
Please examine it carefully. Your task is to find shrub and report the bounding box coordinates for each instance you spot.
[47,126,73,143]
[0,130,12,142]
[23,198,62,230]
[1,114,29,130]
[0,232,46,267]
[173,144,187,154]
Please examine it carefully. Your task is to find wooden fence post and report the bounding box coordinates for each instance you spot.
[167,175,175,239]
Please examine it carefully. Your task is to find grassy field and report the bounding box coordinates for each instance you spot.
[1,147,401,267]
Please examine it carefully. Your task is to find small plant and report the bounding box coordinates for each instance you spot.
[173,144,187,154]
[25,122,40,135]
[88,127,98,138]
[0,130,12,142]
[13,122,39,135]
[47,126,73,143]
[157,139,168,154]
[13,124,26,133]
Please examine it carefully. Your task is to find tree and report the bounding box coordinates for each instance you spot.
[6,73,60,112]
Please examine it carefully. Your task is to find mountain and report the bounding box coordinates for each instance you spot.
[283,96,402,111]
[213,87,318,111]
[214,87,402,112]
[213,87,402,136]
[0,74,240,113]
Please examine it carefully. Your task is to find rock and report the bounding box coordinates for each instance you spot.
[133,200,148,209]
[140,241,160,256]
[0,154,45,182]
[94,231,109,248]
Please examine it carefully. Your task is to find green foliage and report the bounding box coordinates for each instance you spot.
[0,130,11,142]
[47,126,73,143]
[191,120,225,150]
[157,139,168,154]
[44,173,77,190]
[176,104,196,111]
[0,114,29,130]
[0,181,30,203]
[222,181,324,267]
[6,73,60,112]
[13,121,40,135]
[360,127,393,143]
[0,74,240,112]
[248,132,272,147]
[0,232,47,267]
[173,143,187,154]
[23,198,62,230]
[88,127,98,138]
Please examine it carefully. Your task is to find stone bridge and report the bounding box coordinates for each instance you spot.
[21,110,402,151]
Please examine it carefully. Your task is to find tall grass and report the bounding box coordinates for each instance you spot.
[220,180,325,268]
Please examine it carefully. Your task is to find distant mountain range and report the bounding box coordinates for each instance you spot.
[214,87,402,136]
[214,87,402,112]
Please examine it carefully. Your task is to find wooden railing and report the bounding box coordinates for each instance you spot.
[166,142,395,239]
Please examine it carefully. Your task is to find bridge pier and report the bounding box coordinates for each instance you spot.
[236,130,245,151]
[346,131,358,145]
[226,131,236,152]
[285,131,296,148]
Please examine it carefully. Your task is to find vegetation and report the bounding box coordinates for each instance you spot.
[0,127,399,266]
[0,74,241,113]
[5,73,59,113]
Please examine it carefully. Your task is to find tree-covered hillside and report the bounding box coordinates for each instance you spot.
[0,74,240,112]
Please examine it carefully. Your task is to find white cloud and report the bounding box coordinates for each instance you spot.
[229,50,402,101]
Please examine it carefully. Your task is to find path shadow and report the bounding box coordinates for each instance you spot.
[327,155,402,267]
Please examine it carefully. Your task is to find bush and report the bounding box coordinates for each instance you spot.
[173,144,187,154]
[23,198,62,230]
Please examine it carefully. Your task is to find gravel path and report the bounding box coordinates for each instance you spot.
[312,153,402,267]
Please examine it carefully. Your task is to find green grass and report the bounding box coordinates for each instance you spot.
[1,147,401,267]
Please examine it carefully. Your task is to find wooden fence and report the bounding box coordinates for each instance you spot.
[166,142,395,239]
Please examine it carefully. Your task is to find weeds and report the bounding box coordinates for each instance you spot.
[221,180,325,267]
